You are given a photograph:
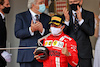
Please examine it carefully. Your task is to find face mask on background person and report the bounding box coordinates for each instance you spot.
[38,4,46,13]
[50,27,62,36]
[70,3,80,11]
[2,7,11,14]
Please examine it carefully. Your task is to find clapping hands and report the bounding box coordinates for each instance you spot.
[31,20,43,33]
[63,7,69,22]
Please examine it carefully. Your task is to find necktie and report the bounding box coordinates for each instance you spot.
[35,15,39,21]
[74,13,78,32]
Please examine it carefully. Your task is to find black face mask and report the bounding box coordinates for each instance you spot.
[2,7,11,14]
[70,3,80,11]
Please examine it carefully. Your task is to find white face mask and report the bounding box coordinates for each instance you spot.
[50,27,62,36]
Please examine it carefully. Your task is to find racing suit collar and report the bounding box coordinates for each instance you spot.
[51,32,65,37]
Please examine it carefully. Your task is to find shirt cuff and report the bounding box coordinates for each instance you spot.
[78,19,84,25]
[39,28,45,36]
[64,21,69,26]
[29,27,34,36]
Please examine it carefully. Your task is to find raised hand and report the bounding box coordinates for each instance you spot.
[63,7,69,22]
[61,43,70,56]
[76,6,82,21]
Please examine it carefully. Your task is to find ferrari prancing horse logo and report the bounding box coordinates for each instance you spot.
[44,40,64,48]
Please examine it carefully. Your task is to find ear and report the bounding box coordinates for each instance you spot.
[79,0,83,5]
[32,4,34,7]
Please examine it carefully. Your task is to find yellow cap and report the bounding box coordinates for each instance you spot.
[49,15,64,26]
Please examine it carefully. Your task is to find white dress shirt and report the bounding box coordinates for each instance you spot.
[64,7,84,26]
[29,9,45,36]
[0,12,5,19]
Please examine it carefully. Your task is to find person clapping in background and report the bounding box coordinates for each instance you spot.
[93,2,100,67]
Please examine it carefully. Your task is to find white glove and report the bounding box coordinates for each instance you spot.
[1,51,12,62]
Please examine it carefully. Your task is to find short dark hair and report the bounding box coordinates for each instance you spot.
[0,0,4,5]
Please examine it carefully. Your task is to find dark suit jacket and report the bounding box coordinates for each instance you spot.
[15,10,51,63]
[62,8,95,58]
[0,14,7,66]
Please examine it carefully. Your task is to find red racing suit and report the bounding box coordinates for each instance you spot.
[37,32,78,67]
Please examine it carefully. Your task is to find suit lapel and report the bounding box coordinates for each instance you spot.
[82,8,86,20]
[69,11,73,26]
[26,10,32,24]
[77,8,85,40]
[39,14,42,23]
[39,13,44,24]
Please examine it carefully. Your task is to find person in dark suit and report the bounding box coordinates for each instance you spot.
[62,0,94,67]
[0,0,10,67]
[49,0,54,13]
[14,0,51,67]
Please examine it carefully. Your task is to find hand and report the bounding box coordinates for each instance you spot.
[34,55,40,60]
[76,6,82,21]
[1,51,12,62]
[31,20,38,32]
[33,48,37,55]
[61,44,69,56]
[36,21,43,33]
[33,49,40,60]
[63,7,69,22]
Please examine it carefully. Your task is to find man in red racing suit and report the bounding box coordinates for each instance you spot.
[34,15,78,67]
